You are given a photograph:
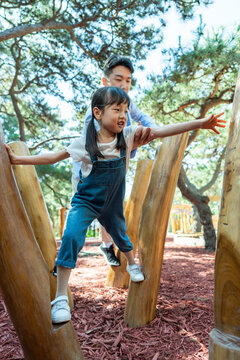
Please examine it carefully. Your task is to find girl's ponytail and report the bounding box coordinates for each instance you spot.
[85,116,104,160]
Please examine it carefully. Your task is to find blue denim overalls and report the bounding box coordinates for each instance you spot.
[56,148,133,268]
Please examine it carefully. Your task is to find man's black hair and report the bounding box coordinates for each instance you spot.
[85,87,130,159]
[103,55,134,77]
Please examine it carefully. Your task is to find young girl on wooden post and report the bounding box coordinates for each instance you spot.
[5,86,225,324]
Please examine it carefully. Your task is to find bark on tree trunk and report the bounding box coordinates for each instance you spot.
[209,70,240,359]
[192,205,202,232]
[177,168,216,251]
[125,133,188,327]
[9,141,73,307]
[9,91,26,142]
[0,126,84,360]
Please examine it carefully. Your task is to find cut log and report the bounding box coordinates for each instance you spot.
[125,133,188,327]
[0,128,83,359]
[8,141,73,306]
[106,159,153,288]
[59,207,66,239]
[209,71,240,359]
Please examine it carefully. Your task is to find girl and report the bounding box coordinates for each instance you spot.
[5,87,225,324]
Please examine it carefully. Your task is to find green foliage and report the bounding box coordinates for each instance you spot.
[0,0,212,227]
[138,27,239,214]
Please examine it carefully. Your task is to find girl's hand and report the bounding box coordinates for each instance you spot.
[5,144,17,164]
[201,112,226,134]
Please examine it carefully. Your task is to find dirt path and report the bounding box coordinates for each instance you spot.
[0,236,215,359]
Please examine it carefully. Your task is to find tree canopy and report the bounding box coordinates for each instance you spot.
[0,0,214,229]
[136,25,240,249]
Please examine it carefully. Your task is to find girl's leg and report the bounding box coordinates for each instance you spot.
[51,266,72,324]
[123,250,135,265]
[56,266,72,298]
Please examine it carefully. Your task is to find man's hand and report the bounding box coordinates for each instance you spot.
[132,122,156,149]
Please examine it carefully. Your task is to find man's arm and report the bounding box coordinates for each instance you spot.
[129,100,157,151]
[129,100,156,128]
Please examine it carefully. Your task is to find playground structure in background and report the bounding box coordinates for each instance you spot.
[170,195,221,234]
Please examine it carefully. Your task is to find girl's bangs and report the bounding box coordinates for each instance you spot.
[105,88,130,107]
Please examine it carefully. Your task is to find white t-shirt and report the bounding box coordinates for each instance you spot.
[66,125,139,178]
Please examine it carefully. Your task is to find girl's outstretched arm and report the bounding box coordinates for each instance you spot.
[149,112,226,139]
[5,144,70,165]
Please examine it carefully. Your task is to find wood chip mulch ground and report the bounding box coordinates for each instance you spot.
[0,235,215,360]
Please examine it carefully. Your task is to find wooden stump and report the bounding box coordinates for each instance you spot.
[59,207,67,239]
[125,133,188,327]
[106,159,153,288]
[8,141,73,307]
[209,71,240,359]
[0,128,83,359]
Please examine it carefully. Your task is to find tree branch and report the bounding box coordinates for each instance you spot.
[209,67,228,98]
[199,146,226,193]
[29,135,79,151]
[43,182,65,207]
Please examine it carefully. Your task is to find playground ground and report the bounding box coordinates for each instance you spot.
[0,235,215,360]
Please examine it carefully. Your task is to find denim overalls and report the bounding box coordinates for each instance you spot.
[56,148,133,268]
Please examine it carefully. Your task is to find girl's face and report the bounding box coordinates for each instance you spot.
[94,102,128,135]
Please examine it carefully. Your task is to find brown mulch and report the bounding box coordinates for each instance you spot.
[0,236,215,360]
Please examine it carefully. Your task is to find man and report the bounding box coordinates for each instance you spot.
[72,55,157,266]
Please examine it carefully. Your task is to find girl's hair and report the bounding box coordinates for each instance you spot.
[86,87,130,159]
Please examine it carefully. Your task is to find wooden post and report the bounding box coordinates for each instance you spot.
[59,207,66,239]
[170,212,176,233]
[125,133,188,327]
[209,71,240,359]
[8,141,73,307]
[106,159,153,288]
[0,128,84,359]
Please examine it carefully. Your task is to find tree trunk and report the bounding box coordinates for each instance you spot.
[0,126,84,360]
[8,141,73,307]
[192,205,201,232]
[177,168,216,251]
[106,159,153,288]
[125,133,188,327]
[9,91,26,142]
[209,71,240,359]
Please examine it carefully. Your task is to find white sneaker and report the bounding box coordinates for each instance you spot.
[126,264,145,282]
[51,295,71,324]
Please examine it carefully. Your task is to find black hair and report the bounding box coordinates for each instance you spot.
[86,87,130,160]
[103,55,134,78]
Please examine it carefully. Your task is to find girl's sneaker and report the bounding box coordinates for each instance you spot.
[51,295,71,324]
[126,264,144,282]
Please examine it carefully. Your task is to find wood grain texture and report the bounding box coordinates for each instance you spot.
[209,71,240,358]
[124,133,188,327]
[0,128,83,359]
[106,159,153,288]
[209,329,240,359]
[8,141,73,307]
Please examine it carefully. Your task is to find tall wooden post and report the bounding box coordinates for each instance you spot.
[209,72,240,358]
[8,142,73,307]
[106,159,153,288]
[125,133,188,327]
[0,128,84,359]
[59,207,67,239]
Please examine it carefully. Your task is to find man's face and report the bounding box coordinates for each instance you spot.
[102,65,132,93]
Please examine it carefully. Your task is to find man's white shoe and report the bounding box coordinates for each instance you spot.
[126,264,144,282]
[51,295,71,324]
